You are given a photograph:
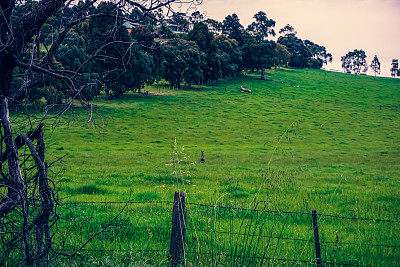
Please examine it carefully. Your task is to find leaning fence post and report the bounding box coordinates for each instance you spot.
[169,192,187,265]
[312,210,322,267]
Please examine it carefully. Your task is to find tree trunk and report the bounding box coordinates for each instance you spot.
[261,67,265,80]
[0,54,16,97]
[0,98,24,219]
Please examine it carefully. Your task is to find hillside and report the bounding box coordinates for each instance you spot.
[49,69,399,212]
[43,68,399,265]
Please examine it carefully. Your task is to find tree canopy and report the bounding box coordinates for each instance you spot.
[247,11,276,42]
[390,59,399,78]
[341,49,368,75]
[370,55,381,76]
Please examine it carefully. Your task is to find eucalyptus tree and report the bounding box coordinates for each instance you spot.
[279,24,297,37]
[370,55,381,76]
[278,34,311,68]
[304,40,332,68]
[162,39,205,88]
[247,11,276,42]
[242,40,276,79]
[0,0,200,264]
[390,59,399,78]
[221,14,246,46]
[273,43,291,68]
[204,18,221,35]
[214,34,244,77]
[190,10,204,24]
[245,11,276,79]
[82,2,157,98]
[341,49,368,75]
[188,22,221,83]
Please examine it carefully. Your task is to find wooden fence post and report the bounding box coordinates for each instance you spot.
[312,210,322,267]
[169,192,187,265]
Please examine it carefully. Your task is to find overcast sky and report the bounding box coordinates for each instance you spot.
[190,0,400,77]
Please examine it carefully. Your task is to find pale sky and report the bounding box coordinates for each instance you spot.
[189,0,400,77]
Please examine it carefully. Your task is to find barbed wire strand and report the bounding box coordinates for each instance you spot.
[60,200,400,223]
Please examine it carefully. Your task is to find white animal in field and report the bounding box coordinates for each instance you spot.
[240,86,252,94]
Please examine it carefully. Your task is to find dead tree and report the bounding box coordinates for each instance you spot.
[0,0,201,264]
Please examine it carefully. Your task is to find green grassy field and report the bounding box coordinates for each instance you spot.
[17,69,400,265]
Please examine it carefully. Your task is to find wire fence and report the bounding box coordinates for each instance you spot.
[62,200,400,223]
[53,197,400,266]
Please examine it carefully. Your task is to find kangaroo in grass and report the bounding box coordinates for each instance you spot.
[200,151,205,163]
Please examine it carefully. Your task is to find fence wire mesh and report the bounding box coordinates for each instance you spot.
[39,199,400,266]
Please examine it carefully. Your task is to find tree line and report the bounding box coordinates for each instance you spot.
[9,1,336,103]
[341,49,400,78]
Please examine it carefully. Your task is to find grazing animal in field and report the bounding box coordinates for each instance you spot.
[240,86,252,94]
[200,151,205,163]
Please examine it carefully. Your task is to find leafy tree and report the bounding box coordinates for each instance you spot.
[243,41,276,79]
[188,22,214,52]
[188,22,221,83]
[278,34,311,68]
[204,18,221,35]
[128,7,159,28]
[304,40,332,68]
[130,25,155,47]
[279,24,297,37]
[245,11,276,79]
[370,55,381,76]
[168,12,190,32]
[221,14,246,46]
[247,11,276,42]
[273,43,291,68]
[190,10,204,24]
[214,34,244,77]
[390,59,399,78]
[55,33,87,71]
[131,25,164,83]
[162,39,205,88]
[83,2,155,98]
[341,49,368,75]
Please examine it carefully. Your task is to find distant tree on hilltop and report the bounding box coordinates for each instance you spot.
[304,40,332,68]
[390,59,399,78]
[370,55,381,76]
[341,49,368,75]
